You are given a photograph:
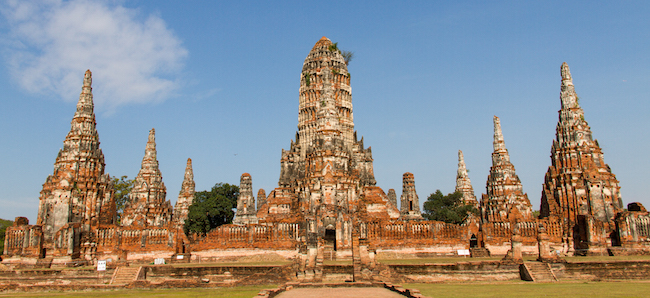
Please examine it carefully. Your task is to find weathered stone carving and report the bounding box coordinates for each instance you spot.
[540,62,623,254]
[399,172,422,220]
[481,116,533,223]
[455,150,479,208]
[233,173,258,225]
[121,128,172,227]
[172,158,195,227]
[36,70,115,258]
[256,188,267,210]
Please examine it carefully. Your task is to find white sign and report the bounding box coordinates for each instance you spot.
[457,249,471,256]
[176,255,184,260]
[154,258,166,265]
[97,260,107,271]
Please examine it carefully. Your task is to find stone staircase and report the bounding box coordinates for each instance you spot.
[323,244,336,261]
[110,266,143,285]
[34,257,53,269]
[470,248,490,258]
[522,261,557,282]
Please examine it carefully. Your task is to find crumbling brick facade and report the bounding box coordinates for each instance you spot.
[121,129,173,228]
[5,41,649,268]
[540,63,624,255]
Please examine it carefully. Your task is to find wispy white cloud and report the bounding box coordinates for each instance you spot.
[0,0,187,111]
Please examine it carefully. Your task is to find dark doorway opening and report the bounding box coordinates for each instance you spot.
[324,228,336,250]
[470,234,478,248]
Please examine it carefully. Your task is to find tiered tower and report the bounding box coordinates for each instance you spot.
[540,62,623,252]
[233,173,258,225]
[121,129,172,227]
[481,116,533,223]
[256,189,266,211]
[172,158,195,227]
[36,70,115,244]
[455,150,479,208]
[400,172,422,220]
[260,37,397,252]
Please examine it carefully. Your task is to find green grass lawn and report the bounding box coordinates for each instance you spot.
[3,282,650,298]
[405,281,650,298]
[0,285,275,298]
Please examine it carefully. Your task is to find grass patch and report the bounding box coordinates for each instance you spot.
[405,281,650,298]
[0,285,275,298]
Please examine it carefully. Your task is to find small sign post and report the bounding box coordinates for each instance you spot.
[97,260,107,271]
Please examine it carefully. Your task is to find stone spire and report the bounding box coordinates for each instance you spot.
[296,36,354,155]
[493,116,506,152]
[256,188,267,210]
[37,70,115,247]
[455,150,478,208]
[173,158,195,227]
[400,172,422,220]
[121,128,172,227]
[481,116,533,223]
[540,62,622,253]
[387,189,397,207]
[233,173,258,225]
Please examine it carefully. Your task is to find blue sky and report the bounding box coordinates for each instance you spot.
[0,1,648,223]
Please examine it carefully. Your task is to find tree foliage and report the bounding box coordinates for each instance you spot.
[0,218,13,255]
[422,190,479,224]
[112,175,134,223]
[184,183,239,236]
[341,50,354,65]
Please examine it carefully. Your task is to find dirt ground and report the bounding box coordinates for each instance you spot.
[274,287,407,298]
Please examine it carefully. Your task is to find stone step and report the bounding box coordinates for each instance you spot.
[110,266,143,285]
[523,262,557,282]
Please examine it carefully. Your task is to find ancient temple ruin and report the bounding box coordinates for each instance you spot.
[35,70,115,260]
[455,150,479,208]
[172,158,195,227]
[121,129,173,228]
[540,63,627,255]
[4,40,650,268]
[481,116,534,223]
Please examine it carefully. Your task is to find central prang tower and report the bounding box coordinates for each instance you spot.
[256,37,398,253]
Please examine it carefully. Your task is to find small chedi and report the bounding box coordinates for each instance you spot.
[121,128,173,227]
[4,38,650,269]
[172,158,195,227]
[455,150,478,208]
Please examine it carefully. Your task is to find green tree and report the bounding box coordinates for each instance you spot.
[422,190,479,224]
[112,175,134,223]
[184,183,239,236]
[0,218,13,255]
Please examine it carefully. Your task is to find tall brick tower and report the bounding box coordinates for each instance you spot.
[172,158,195,227]
[121,129,172,227]
[540,62,623,254]
[481,116,533,223]
[261,37,398,253]
[36,70,115,256]
[455,150,479,208]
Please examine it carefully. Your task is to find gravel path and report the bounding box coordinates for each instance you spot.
[274,287,406,298]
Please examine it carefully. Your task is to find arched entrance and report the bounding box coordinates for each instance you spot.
[469,234,478,248]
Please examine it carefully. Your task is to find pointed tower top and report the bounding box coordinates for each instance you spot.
[184,157,193,180]
[144,128,157,161]
[74,69,95,119]
[493,116,506,151]
[83,69,92,87]
[560,62,580,109]
[312,36,332,49]
[561,62,572,82]
[457,150,468,178]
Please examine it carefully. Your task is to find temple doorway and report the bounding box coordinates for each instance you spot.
[469,234,478,248]
[323,228,337,261]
